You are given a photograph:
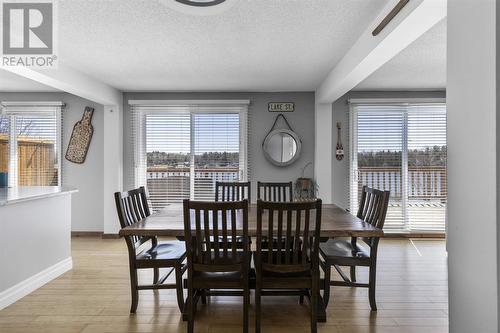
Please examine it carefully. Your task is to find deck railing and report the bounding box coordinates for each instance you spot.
[358,166,447,201]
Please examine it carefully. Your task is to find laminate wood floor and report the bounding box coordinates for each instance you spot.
[0,237,448,333]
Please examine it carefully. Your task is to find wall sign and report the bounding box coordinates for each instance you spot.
[268,102,295,112]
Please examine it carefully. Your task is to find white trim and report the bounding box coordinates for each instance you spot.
[347,98,446,105]
[0,257,73,310]
[129,99,251,106]
[1,101,65,107]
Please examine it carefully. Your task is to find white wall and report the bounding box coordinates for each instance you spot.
[0,194,72,295]
[447,0,498,332]
[0,92,104,232]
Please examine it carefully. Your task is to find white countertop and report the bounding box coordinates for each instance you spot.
[0,186,78,206]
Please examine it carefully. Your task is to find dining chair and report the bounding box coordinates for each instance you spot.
[215,181,251,202]
[257,181,293,202]
[114,187,186,313]
[255,199,323,333]
[183,199,251,333]
[319,186,390,311]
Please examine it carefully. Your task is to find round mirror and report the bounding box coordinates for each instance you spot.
[263,129,302,166]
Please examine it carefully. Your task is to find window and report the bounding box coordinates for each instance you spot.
[350,101,446,232]
[130,101,249,212]
[0,102,63,187]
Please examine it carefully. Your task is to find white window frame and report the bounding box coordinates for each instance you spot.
[1,101,64,187]
[349,98,446,232]
[130,100,249,201]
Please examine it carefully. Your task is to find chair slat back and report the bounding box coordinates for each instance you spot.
[183,200,249,272]
[257,181,293,202]
[256,199,322,273]
[356,186,390,247]
[114,186,151,248]
[215,181,251,202]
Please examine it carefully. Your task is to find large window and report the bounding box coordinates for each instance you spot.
[131,101,248,212]
[350,101,446,232]
[0,102,63,187]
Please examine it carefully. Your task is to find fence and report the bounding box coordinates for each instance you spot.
[0,135,58,186]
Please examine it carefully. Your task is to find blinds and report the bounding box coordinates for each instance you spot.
[0,101,63,187]
[350,102,447,232]
[130,101,249,212]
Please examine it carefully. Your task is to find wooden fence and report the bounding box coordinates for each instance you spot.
[0,135,58,186]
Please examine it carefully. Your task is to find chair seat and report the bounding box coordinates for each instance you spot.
[136,240,186,264]
[192,269,252,289]
[320,239,371,266]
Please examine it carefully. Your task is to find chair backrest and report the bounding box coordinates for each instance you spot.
[215,181,251,202]
[356,186,390,229]
[183,200,250,272]
[257,181,293,202]
[114,186,151,248]
[255,199,322,273]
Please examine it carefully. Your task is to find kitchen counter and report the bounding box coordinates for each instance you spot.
[0,186,78,207]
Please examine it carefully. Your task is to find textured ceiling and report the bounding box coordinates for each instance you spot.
[54,0,388,91]
[354,19,446,91]
[0,70,58,92]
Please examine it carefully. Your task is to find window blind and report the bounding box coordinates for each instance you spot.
[0,102,63,187]
[130,101,249,212]
[350,102,447,232]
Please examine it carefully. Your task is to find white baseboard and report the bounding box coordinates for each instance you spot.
[0,257,73,310]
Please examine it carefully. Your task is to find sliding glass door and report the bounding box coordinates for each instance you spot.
[350,102,447,232]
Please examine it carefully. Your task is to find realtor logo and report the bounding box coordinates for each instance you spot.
[1,1,57,67]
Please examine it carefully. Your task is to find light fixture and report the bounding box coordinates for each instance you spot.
[159,0,237,15]
[175,0,226,7]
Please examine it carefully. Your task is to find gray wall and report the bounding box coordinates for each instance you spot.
[122,92,315,201]
[331,90,446,209]
[0,92,104,232]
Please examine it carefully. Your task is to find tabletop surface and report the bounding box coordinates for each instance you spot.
[119,203,384,238]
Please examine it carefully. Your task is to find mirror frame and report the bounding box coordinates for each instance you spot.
[262,128,302,167]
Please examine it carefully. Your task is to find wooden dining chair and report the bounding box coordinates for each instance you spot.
[257,181,293,202]
[215,181,251,202]
[114,187,187,314]
[319,186,390,311]
[183,199,251,333]
[255,199,323,333]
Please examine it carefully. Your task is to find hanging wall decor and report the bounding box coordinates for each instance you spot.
[65,107,94,164]
[336,122,344,161]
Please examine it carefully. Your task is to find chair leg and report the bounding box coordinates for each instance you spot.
[187,287,194,333]
[129,265,139,313]
[243,280,249,333]
[350,266,356,282]
[322,262,331,308]
[255,278,262,333]
[153,267,159,284]
[299,293,304,304]
[368,263,377,311]
[201,290,207,304]
[310,275,318,333]
[175,264,185,313]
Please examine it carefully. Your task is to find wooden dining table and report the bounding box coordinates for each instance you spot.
[119,203,384,322]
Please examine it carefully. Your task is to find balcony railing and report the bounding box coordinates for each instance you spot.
[146,166,241,211]
[358,166,447,201]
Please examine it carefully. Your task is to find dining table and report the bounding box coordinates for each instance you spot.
[119,203,384,322]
